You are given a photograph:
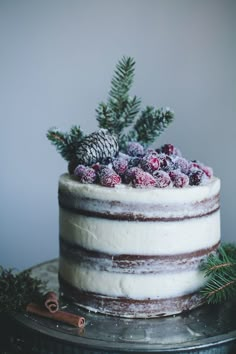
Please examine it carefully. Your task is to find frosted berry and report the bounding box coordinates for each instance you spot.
[74,165,97,184]
[127,142,144,157]
[140,152,160,173]
[159,154,175,172]
[154,170,172,188]
[169,170,180,181]
[128,157,141,168]
[190,161,213,179]
[99,167,121,187]
[123,167,140,184]
[173,171,189,188]
[132,168,157,188]
[174,157,190,174]
[189,169,204,186]
[161,144,181,156]
[161,144,175,155]
[74,164,86,177]
[91,162,101,172]
[112,158,128,175]
[201,165,213,178]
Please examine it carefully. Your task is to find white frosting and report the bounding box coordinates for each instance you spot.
[60,209,220,255]
[59,173,220,205]
[59,257,206,299]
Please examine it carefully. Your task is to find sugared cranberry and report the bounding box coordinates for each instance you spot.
[189,169,204,186]
[161,144,175,155]
[123,167,141,184]
[112,157,128,175]
[174,157,190,174]
[201,165,213,178]
[173,171,189,188]
[128,157,141,168]
[140,152,160,173]
[91,162,101,172]
[154,170,172,188]
[127,142,144,157]
[74,164,86,177]
[159,154,175,172]
[74,165,97,184]
[161,144,181,156]
[190,161,213,179]
[132,168,157,188]
[99,167,121,187]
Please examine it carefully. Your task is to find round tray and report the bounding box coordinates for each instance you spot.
[9,259,236,353]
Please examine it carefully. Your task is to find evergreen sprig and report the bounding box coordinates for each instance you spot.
[97,56,174,149]
[0,267,46,313]
[47,125,84,162]
[201,244,236,304]
[119,106,174,149]
[48,56,174,161]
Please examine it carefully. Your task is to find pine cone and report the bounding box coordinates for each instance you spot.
[75,129,119,166]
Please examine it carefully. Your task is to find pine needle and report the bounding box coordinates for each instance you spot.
[201,244,236,304]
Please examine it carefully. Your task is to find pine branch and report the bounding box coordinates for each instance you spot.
[47,126,84,161]
[0,267,46,313]
[109,56,135,101]
[96,102,116,133]
[97,57,140,136]
[201,244,236,304]
[119,106,174,148]
[96,57,174,146]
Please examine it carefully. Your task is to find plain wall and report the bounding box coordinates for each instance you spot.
[1,0,235,270]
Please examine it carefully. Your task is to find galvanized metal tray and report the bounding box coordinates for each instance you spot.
[9,259,236,353]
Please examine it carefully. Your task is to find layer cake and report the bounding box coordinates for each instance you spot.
[58,173,220,318]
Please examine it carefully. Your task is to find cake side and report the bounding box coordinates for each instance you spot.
[59,174,221,318]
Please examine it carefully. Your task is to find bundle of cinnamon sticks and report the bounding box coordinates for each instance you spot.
[26,292,85,328]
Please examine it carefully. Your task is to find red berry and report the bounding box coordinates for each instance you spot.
[159,153,175,172]
[74,164,86,177]
[173,171,189,188]
[161,144,175,155]
[154,170,172,188]
[140,152,160,173]
[189,169,204,186]
[190,161,213,179]
[74,165,97,184]
[173,157,190,174]
[161,144,181,156]
[123,167,140,184]
[112,158,128,175]
[132,168,157,188]
[99,167,121,187]
[127,142,144,157]
[91,162,101,172]
[201,165,213,178]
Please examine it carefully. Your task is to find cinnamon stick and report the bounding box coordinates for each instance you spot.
[26,303,85,327]
[44,291,59,313]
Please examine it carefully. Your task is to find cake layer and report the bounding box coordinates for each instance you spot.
[59,174,220,220]
[59,208,220,255]
[59,276,205,318]
[60,239,220,274]
[59,257,206,299]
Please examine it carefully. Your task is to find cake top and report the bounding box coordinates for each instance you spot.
[47,56,214,189]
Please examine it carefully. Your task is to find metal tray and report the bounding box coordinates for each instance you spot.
[9,259,236,353]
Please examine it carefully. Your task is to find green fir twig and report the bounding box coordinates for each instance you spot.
[0,267,46,313]
[47,125,84,162]
[48,56,174,160]
[201,244,236,304]
[96,56,174,149]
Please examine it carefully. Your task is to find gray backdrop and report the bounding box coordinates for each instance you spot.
[1,0,235,270]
